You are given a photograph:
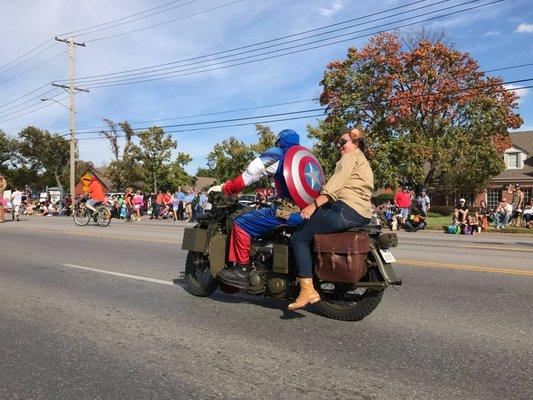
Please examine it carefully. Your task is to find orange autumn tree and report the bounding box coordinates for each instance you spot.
[311,31,522,196]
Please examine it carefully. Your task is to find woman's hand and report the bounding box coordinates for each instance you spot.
[300,204,316,219]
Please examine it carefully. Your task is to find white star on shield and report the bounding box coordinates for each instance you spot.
[305,163,320,190]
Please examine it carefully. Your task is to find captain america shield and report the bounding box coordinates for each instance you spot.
[283,145,325,208]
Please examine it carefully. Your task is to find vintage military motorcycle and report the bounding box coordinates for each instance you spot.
[181,191,401,321]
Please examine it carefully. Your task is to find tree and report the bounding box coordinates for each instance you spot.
[18,126,70,191]
[207,137,253,182]
[158,152,193,191]
[195,167,216,178]
[0,130,18,169]
[207,124,278,183]
[314,31,522,192]
[99,120,141,190]
[130,126,177,192]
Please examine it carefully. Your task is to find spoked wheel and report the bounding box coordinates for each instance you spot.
[184,251,218,297]
[316,248,385,321]
[96,207,112,227]
[73,208,90,226]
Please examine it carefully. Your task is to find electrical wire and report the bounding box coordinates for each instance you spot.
[77,112,327,141]
[0,90,65,121]
[84,0,246,43]
[73,98,317,132]
[0,87,61,116]
[58,0,197,37]
[69,108,325,136]
[0,95,70,124]
[0,50,68,85]
[73,0,202,39]
[74,0,504,88]
[59,0,438,82]
[485,62,533,73]
[72,80,533,140]
[0,41,57,73]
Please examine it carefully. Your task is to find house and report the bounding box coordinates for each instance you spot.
[479,130,533,209]
[75,167,112,196]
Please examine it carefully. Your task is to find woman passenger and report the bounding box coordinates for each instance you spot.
[289,126,373,311]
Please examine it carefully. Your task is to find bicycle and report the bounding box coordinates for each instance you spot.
[73,202,112,227]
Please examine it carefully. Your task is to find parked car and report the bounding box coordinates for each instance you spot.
[238,194,256,206]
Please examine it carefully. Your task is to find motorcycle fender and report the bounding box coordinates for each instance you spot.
[370,241,400,285]
[208,233,227,277]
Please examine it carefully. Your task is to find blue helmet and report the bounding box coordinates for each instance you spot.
[275,129,299,150]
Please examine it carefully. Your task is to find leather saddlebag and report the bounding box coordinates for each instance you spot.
[314,232,370,283]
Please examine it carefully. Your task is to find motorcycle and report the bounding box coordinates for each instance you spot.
[181,192,401,321]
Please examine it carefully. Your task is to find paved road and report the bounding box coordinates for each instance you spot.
[1,217,532,400]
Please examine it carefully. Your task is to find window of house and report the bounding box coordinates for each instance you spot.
[487,189,501,210]
[506,153,520,169]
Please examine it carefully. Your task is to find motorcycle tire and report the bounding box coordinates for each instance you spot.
[316,248,385,321]
[184,251,218,297]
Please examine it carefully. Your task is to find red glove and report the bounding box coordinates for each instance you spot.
[223,175,245,196]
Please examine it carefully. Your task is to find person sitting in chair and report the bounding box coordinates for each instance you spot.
[404,202,426,232]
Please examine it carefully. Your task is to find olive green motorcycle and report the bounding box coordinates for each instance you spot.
[181,192,401,321]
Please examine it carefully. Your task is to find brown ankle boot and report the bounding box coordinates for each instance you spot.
[288,277,320,311]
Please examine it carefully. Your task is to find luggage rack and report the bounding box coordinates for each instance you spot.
[347,224,382,235]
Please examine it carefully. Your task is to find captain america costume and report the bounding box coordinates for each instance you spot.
[222,129,303,267]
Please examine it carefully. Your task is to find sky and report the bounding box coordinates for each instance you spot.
[0,0,532,175]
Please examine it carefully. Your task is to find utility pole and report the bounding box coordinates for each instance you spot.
[52,36,89,211]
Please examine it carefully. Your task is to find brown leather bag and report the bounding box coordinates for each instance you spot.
[314,232,370,283]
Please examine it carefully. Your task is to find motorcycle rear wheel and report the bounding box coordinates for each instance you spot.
[184,251,218,297]
[316,248,385,321]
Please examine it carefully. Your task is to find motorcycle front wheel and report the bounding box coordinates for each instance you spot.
[316,247,385,321]
[184,251,218,297]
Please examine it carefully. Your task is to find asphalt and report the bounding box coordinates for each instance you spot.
[0,216,532,400]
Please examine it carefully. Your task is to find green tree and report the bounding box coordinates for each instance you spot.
[159,152,192,191]
[249,124,277,154]
[315,31,522,193]
[99,120,141,190]
[195,167,216,178]
[131,126,177,192]
[207,137,254,182]
[18,126,70,191]
[0,130,18,169]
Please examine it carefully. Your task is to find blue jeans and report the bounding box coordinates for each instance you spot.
[493,212,511,228]
[290,201,370,278]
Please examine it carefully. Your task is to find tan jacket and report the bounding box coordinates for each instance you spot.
[321,149,374,219]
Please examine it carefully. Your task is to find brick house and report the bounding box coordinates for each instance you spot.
[476,130,533,209]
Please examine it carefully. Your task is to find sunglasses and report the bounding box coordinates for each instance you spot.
[337,138,355,148]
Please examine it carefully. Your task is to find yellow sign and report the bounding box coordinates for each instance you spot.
[81,173,94,192]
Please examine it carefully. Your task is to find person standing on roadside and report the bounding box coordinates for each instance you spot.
[175,186,185,220]
[0,173,6,223]
[511,183,524,227]
[124,187,134,222]
[11,188,23,221]
[394,185,411,227]
[416,190,431,213]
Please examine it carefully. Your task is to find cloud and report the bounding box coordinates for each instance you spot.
[515,23,533,33]
[483,30,501,36]
[319,0,344,17]
[504,84,529,104]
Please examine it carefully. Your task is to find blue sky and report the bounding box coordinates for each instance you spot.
[0,0,532,175]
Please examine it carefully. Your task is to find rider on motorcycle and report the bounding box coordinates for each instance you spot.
[216,129,303,288]
[85,176,105,214]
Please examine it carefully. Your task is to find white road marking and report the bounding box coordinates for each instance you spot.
[63,264,175,286]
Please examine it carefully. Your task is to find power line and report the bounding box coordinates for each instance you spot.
[72,0,202,39]
[0,40,57,73]
[0,50,68,85]
[0,83,53,109]
[485,62,533,73]
[0,95,70,124]
[73,98,317,132]
[77,113,327,141]
[79,0,504,89]
[0,87,61,116]
[0,90,64,121]
[58,0,195,37]
[59,0,454,82]
[85,0,246,43]
[60,0,437,82]
[70,108,325,136]
[69,80,532,140]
